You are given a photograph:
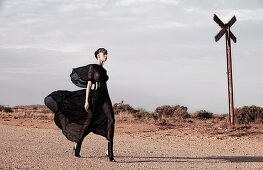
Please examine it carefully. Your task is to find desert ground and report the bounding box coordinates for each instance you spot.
[0,105,263,169]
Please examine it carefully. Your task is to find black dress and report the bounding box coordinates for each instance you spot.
[44,64,115,143]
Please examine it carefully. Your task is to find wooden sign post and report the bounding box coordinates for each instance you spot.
[213,14,237,127]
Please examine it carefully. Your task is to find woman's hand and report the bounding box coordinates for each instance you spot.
[84,102,89,112]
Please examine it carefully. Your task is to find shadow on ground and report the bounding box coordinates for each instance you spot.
[114,156,263,163]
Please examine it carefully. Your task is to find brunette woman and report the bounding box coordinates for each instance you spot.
[44,48,115,161]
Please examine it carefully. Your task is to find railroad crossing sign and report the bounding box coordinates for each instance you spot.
[213,14,237,127]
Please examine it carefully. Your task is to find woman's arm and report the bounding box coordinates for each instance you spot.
[84,81,92,112]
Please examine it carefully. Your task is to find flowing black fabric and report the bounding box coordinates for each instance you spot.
[44,64,115,142]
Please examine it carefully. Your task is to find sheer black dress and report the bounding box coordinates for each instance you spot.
[44,64,115,144]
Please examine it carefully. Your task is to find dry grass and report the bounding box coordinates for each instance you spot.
[0,111,53,120]
[115,111,136,122]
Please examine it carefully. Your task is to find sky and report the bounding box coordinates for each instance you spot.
[0,0,263,114]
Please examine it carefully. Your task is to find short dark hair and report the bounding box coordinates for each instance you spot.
[95,48,108,59]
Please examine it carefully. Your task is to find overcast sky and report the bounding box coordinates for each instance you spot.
[0,0,263,114]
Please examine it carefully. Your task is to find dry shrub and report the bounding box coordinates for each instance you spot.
[4,107,13,113]
[173,107,190,119]
[155,105,189,119]
[235,105,263,124]
[0,105,4,111]
[113,103,137,114]
[135,111,159,120]
[192,110,213,119]
[0,105,13,113]
[155,105,174,117]
[113,103,160,121]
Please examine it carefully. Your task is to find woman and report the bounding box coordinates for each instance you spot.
[44,48,115,162]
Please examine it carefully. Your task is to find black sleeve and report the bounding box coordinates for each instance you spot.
[70,64,94,88]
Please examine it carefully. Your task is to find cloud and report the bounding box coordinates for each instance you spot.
[115,0,180,6]
[148,21,188,29]
[0,0,186,52]
[58,2,100,13]
[224,9,263,21]
[185,1,263,22]
[159,0,180,5]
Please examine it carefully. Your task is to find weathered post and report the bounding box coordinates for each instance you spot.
[213,14,236,127]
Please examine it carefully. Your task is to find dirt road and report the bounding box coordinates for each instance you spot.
[1,123,263,169]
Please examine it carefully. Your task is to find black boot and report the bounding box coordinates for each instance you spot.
[108,141,115,162]
[73,141,82,157]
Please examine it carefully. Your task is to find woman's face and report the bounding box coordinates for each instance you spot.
[97,52,107,62]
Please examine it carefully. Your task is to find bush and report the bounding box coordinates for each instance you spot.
[155,105,174,117]
[235,105,263,124]
[192,110,213,119]
[113,102,161,121]
[0,105,4,111]
[113,102,138,114]
[155,105,189,119]
[4,107,13,113]
[173,107,190,119]
[135,111,159,120]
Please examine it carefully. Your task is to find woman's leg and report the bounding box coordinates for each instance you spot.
[74,105,94,157]
[102,99,115,141]
[102,99,115,161]
[74,138,83,157]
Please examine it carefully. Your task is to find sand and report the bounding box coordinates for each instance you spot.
[0,119,263,169]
